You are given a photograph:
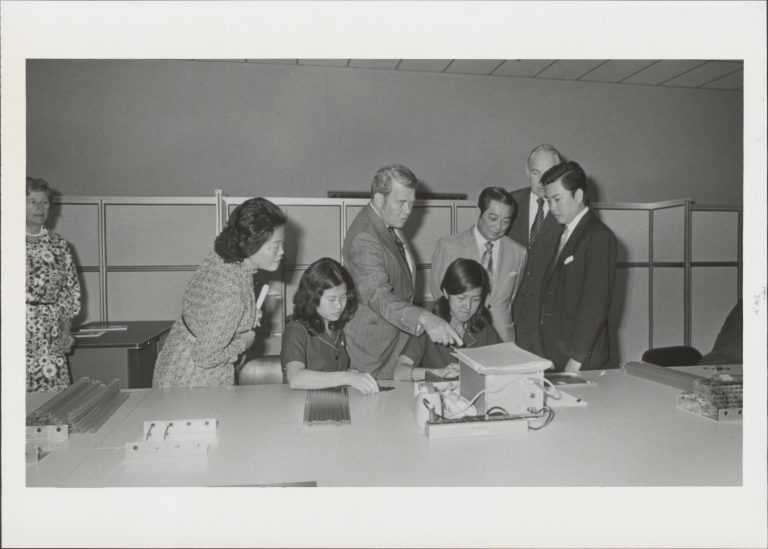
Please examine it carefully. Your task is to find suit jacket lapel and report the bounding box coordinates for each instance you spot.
[460,227,482,263]
[544,210,594,284]
[365,203,414,291]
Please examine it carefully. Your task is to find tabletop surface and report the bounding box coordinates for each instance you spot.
[72,320,174,349]
[25,364,743,487]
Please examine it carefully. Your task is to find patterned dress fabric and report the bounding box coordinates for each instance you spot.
[26,228,81,392]
[152,252,257,387]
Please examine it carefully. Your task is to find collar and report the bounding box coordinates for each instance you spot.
[370,201,391,229]
[472,224,494,250]
[529,190,548,211]
[564,206,589,237]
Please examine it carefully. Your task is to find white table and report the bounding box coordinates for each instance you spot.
[26,365,742,487]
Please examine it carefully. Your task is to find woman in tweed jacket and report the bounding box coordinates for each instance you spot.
[152,198,286,387]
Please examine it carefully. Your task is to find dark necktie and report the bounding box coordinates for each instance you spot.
[481,240,494,277]
[529,197,545,246]
[388,227,409,270]
[557,225,570,258]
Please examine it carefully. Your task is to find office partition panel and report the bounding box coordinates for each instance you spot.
[51,192,740,367]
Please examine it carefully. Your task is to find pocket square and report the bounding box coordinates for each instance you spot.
[564,255,574,265]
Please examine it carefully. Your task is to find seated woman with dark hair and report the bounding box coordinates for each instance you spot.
[153,197,286,388]
[281,257,379,394]
[393,258,501,382]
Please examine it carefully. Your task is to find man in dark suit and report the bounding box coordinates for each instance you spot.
[540,161,617,372]
[343,165,462,379]
[508,144,563,356]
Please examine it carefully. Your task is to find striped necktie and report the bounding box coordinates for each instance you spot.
[481,240,494,276]
[529,197,545,246]
[388,227,409,270]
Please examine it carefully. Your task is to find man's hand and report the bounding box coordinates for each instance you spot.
[564,358,582,373]
[418,311,463,347]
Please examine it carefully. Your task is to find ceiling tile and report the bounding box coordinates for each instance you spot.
[622,60,706,85]
[579,60,657,83]
[445,59,504,75]
[245,59,297,65]
[493,60,555,77]
[397,59,452,72]
[536,60,607,80]
[297,59,349,67]
[348,59,400,70]
[701,69,743,90]
[662,61,744,87]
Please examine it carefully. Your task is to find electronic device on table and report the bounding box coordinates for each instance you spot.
[413,343,558,438]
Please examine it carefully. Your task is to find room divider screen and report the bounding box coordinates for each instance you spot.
[48,191,741,366]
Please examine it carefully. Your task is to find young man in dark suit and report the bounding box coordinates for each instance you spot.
[540,161,617,372]
[508,144,563,356]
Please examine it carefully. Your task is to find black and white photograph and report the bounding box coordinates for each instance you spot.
[2,2,766,548]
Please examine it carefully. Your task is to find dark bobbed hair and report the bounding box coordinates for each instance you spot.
[477,186,517,220]
[26,177,52,199]
[291,257,359,336]
[214,197,287,263]
[541,161,588,204]
[370,164,418,198]
[435,258,492,334]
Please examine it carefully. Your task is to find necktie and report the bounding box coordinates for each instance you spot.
[557,226,570,258]
[388,227,409,270]
[481,240,494,276]
[529,198,545,246]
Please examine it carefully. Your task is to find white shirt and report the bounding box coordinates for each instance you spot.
[528,191,551,233]
[560,206,590,249]
[473,225,501,272]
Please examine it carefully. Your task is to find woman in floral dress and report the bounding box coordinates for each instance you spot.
[26,177,81,392]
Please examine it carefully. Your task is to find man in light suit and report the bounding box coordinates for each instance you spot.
[343,165,462,379]
[430,187,527,342]
[540,161,617,372]
[508,144,563,356]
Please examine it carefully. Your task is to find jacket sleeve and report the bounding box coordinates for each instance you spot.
[429,238,452,301]
[188,278,250,370]
[346,231,423,335]
[565,229,617,363]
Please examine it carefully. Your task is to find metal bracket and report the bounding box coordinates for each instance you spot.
[125,440,210,457]
[142,418,217,442]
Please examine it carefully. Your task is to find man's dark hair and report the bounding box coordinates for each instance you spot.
[477,186,517,219]
[541,161,588,201]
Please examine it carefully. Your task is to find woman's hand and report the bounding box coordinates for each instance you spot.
[346,370,379,395]
[252,308,264,329]
[243,329,257,349]
[430,362,460,380]
[57,323,76,354]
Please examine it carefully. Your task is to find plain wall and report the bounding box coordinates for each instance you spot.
[26,60,743,205]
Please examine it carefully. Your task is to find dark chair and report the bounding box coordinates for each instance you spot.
[237,355,284,385]
[641,346,703,367]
